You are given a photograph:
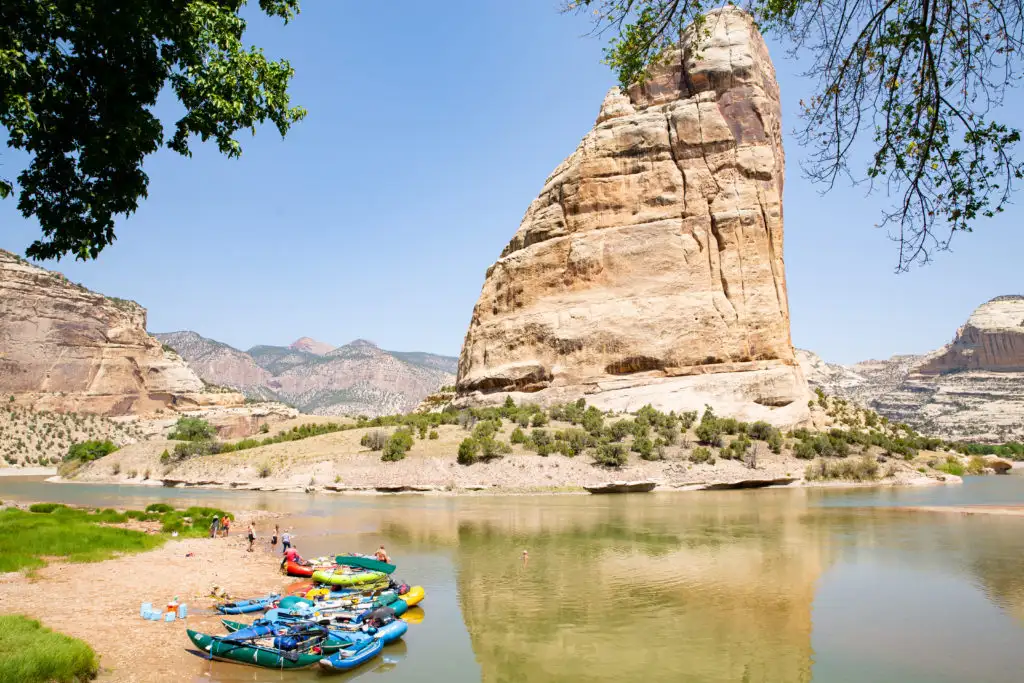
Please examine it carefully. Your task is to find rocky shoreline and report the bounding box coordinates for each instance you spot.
[50,451,961,496]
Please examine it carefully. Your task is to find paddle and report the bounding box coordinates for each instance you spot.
[335,554,396,574]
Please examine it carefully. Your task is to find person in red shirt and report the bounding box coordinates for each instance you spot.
[280,545,307,570]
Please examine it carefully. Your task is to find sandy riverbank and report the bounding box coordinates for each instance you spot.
[61,432,962,495]
[896,505,1024,517]
[0,466,56,477]
[0,521,294,683]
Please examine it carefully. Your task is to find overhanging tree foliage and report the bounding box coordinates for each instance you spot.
[568,0,1024,271]
[0,1,306,261]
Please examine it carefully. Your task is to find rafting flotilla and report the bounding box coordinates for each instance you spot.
[190,551,424,673]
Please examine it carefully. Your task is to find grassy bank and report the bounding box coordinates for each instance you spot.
[0,615,98,683]
[0,503,232,572]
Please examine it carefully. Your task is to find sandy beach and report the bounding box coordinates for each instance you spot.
[0,520,294,683]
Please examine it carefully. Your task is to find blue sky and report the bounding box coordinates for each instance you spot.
[1,1,1021,364]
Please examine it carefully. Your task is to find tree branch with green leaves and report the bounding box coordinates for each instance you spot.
[567,0,1024,271]
[0,0,306,261]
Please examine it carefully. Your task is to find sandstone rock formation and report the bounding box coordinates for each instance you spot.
[799,296,1024,441]
[457,7,808,425]
[0,249,243,416]
[157,332,457,417]
[917,296,1024,375]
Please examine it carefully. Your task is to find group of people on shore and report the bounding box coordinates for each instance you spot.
[208,517,392,563]
[209,515,261,552]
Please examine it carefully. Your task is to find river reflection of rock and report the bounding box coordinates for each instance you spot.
[358,492,1024,683]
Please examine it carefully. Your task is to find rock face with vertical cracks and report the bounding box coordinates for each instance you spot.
[0,249,244,416]
[457,7,808,425]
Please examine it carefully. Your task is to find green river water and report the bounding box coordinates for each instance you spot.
[1,475,1023,682]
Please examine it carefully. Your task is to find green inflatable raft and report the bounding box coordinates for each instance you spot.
[187,628,323,670]
[311,568,387,587]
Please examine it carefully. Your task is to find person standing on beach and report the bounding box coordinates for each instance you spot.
[221,516,230,537]
[271,525,279,552]
[210,515,220,538]
[281,529,292,554]
[247,523,256,552]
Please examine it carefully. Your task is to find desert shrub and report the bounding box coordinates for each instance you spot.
[632,435,654,459]
[111,463,121,475]
[695,420,723,447]
[478,436,512,460]
[690,446,715,464]
[793,441,817,460]
[510,427,527,444]
[631,421,651,441]
[965,455,987,475]
[805,455,880,481]
[607,419,634,442]
[457,438,480,465]
[159,449,171,465]
[721,436,751,460]
[382,429,414,461]
[594,443,627,467]
[555,428,592,457]
[145,503,174,514]
[172,440,217,459]
[65,440,117,463]
[581,406,605,435]
[678,410,698,430]
[428,430,439,440]
[530,412,549,428]
[748,421,778,441]
[528,428,552,456]
[258,463,272,478]
[259,423,270,434]
[168,417,215,441]
[655,424,678,445]
[360,430,388,451]
[472,419,501,441]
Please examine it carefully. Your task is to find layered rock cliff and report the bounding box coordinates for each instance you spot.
[457,7,808,425]
[916,296,1024,374]
[0,249,242,415]
[799,296,1024,441]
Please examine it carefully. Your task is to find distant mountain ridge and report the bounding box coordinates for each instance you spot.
[155,331,456,416]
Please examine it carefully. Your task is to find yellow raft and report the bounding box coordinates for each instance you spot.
[399,585,425,608]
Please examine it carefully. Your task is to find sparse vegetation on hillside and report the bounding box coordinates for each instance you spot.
[0,406,141,468]
[58,379,1014,484]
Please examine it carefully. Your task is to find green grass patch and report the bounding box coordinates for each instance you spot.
[0,503,233,572]
[934,456,966,477]
[0,615,98,683]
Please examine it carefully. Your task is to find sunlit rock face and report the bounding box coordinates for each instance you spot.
[0,249,241,415]
[457,7,808,426]
[799,296,1024,441]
